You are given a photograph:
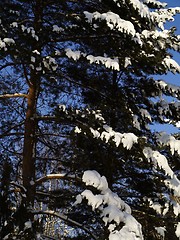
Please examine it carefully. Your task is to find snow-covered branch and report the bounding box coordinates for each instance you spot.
[35,173,77,185]
[0,93,27,99]
[75,170,143,240]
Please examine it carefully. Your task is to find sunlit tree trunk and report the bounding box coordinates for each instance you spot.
[22,0,43,223]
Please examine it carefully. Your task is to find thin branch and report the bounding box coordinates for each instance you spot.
[0,62,16,71]
[60,72,109,100]
[0,93,27,99]
[22,63,31,86]
[35,173,80,185]
[35,115,57,121]
[36,173,67,184]
[32,210,98,240]
[36,133,70,137]
[10,181,27,193]
[50,33,122,43]
[0,132,24,139]
[0,121,24,136]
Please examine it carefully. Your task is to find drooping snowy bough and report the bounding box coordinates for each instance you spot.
[75,170,143,240]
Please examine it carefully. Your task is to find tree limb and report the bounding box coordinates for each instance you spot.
[0,93,28,99]
[35,173,77,185]
[32,210,98,240]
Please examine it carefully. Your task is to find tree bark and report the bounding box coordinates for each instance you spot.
[22,83,38,205]
[22,0,43,210]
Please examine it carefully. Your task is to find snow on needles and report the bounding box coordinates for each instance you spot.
[155,226,166,239]
[75,170,143,240]
[65,48,120,71]
[143,147,180,215]
[75,124,138,150]
[0,38,15,51]
[176,222,180,238]
[84,11,136,37]
[156,132,180,155]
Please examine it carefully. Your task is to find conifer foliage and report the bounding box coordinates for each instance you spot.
[0,0,180,239]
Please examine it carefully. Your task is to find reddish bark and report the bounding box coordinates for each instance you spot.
[22,0,43,207]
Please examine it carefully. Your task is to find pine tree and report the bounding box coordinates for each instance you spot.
[0,0,180,239]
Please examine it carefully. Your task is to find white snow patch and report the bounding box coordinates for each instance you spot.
[162,56,180,73]
[175,222,180,238]
[156,132,180,155]
[53,25,64,33]
[84,11,136,37]
[65,48,81,61]
[24,221,32,230]
[155,226,166,239]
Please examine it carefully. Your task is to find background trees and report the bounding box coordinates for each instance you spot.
[0,0,180,239]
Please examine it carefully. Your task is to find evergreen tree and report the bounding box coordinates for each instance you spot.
[0,0,180,239]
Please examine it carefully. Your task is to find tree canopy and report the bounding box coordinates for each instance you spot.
[0,0,180,239]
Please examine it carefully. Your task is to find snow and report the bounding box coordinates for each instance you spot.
[36,66,42,71]
[165,177,180,198]
[31,56,36,63]
[65,48,81,61]
[76,170,143,240]
[143,0,167,8]
[121,133,138,150]
[148,198,163,214]
[65,48,120,70]
[0,38,15,51]
[156,80,180,95]
[172,201,180,216]
[140,109,152,121]
[30,180,35,185]
[94,111,105,122]
[176,121,180,128]
[124,57,131,68]
[3,38,15,44]
[156,132,180,155]
[155,226,166,239]
[82,170,108,192]
[53,25,64,33]
[88,124,138,149]
[24,220,32,230]
[32,50,40,55]
[11,22,18,27]
[86,55,120,71]
[0,40,6,49]
[21,25,39,41]
[74,126,82,134]
[128,0,150,19]
[81,190,103,210]
[59,104,66,112]
[43,56,58,71]
[133,115,141,130]
[84,11,136,37]
[143,147,174,177]
[143,147,180,215]
[162,56,180,73]
[175,222,180,238]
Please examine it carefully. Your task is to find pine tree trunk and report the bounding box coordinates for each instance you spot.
[21,0,43,231]
[22,83,38,206]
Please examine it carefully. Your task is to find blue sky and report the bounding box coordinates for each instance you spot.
[162,0,180,86]
[151,0,180,133]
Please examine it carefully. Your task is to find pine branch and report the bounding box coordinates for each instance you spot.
[0,132,24,139]
[33,210,98,240]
